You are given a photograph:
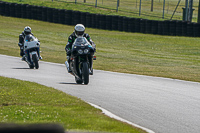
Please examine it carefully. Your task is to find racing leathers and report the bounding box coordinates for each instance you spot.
[18,32,41,60]
[18,32,34,57]
[65,32,96,72]
[65,32,96,53]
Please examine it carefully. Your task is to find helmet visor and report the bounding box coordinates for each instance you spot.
[24,31,31,35]
[75,31,84,36]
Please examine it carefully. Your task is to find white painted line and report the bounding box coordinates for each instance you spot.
[88,102,155,133]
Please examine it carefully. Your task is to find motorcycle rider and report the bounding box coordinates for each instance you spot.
[18,26,42,60]
[65,24,96,73]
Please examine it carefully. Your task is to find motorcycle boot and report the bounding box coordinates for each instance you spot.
[68,62,72,73]
[89,68,93,75]
[65,56,72,73]
[20,47,25,61]
[21,55,26,61]
[89,56,93,75]
[37,48,42,60]
[67,64,72,73]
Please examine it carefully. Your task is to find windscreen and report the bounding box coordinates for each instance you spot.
[74,37,88,46]
[24,34,36,42]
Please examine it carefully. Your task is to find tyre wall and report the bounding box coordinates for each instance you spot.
[0,1,200,37]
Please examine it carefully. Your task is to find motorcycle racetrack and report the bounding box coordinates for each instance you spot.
[1,54,200,133]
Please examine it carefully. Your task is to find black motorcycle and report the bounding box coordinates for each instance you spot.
[65,37,96,85]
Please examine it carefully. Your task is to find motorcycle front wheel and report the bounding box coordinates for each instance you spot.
[32,54,39,69]
[82,62,89,85]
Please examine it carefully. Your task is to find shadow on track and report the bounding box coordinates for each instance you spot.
[59,82,85,85]
[59,82,77,85]
[12,68,30,69]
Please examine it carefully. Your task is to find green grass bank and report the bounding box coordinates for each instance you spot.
[0,76,146,133]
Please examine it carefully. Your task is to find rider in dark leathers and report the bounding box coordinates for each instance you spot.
[18,26,42,60]
[65,24,96,73]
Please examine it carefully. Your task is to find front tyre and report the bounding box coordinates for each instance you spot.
[82,62,89,85]
[32,54,39,69]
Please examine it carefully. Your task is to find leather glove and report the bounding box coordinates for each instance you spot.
[18,43,23,47]
[92,43,96,52]
[67,50,71,56]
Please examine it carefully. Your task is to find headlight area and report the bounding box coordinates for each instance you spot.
[78,49,83,54]
[84,49,89,54]
[78,49,89,54]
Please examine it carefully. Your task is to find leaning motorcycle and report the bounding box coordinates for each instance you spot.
[65,37,96,85]
[23,34,40,69]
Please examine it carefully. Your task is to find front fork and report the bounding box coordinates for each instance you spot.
[74,56,90,77]
[67,55,93,78]
[79,55,93,70]
[25,48,39,64]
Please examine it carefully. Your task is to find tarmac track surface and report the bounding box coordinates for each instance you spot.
[1,54,200,133]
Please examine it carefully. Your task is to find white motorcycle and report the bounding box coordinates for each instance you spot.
[23,34,40,69]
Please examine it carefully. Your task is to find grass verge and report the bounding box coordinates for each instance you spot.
[0,15,200,82]
[0,76,146,133]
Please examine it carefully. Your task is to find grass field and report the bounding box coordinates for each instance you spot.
[1,0,200,22]
[0,76,146,133]
[0,15,200,82]
[1,1,200,132]
[0,5,200,132]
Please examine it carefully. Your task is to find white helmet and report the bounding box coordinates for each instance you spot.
[24,26,31,35]
[74,24,85,37]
